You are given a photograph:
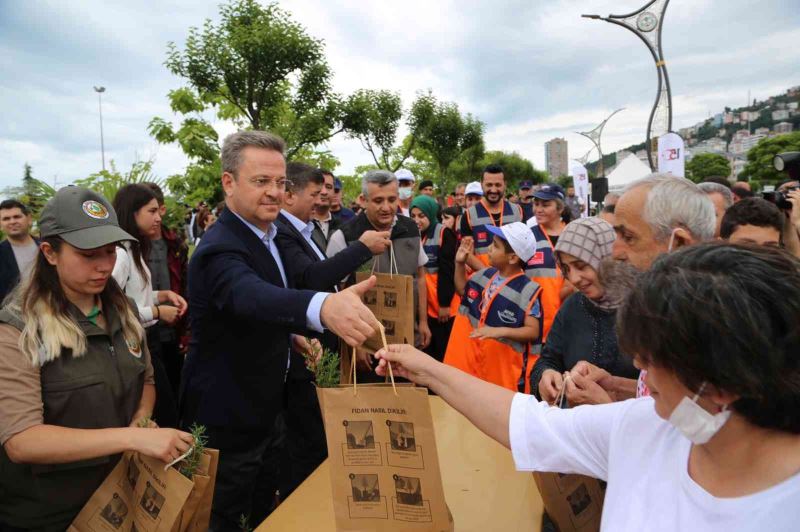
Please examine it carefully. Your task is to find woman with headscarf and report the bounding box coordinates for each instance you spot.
[409,195,457,362]
[531,217,639,405]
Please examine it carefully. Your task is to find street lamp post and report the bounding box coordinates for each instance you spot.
[93,86,106,171]
[582,0,673,171]
[575,108,625,178]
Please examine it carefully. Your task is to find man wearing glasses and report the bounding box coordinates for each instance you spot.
[180,131,380,531]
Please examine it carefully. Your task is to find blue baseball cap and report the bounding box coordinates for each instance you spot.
[532,183,565,201]
[519,180,533,190]
[334,177,343,191]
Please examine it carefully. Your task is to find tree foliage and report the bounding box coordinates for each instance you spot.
[685,152,731,183]
[415,97,484,182]
[740,131,800,185]
[477,150,547,190]
[1,164,56,220]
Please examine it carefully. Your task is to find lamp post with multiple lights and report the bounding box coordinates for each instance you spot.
[575,108,625,178]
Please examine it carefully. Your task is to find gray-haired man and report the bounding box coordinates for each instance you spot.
[326,170,432,369]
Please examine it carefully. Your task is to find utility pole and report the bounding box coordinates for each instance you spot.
[93,86,106,171]
[583,0,674,171]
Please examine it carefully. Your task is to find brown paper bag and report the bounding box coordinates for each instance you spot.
[182,448,219,532]
[355,245,415,353]
[69,451,195,532]
[317,353,451,531]
[532,472,605,532]
[532,377,606,532]
[171,449,219,532]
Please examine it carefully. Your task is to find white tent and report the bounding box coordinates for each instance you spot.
[607,153,652,191]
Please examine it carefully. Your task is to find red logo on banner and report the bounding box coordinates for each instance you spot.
[467,288,479,300]
[666,148,680,160]
[477,231,488,241]
[527,251,544,266]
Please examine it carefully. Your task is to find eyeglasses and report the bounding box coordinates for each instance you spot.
[246,176,293,190]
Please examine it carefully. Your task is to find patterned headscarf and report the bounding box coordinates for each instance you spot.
[554,217,615,271]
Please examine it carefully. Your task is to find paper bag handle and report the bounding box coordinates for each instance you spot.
[370,241,399,277]
[553,373,572,408]
[351,322,397,396]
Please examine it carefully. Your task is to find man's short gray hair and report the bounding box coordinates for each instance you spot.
[625,173,716,242]
[221,130,286,177]
[697,182,734,209]
[362,170,397,197]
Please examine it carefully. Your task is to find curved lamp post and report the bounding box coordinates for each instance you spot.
[575,108,624,177]
[583,0,673,170]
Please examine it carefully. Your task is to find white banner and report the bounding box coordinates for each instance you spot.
[569,162,590,218]
[658,132,685,177]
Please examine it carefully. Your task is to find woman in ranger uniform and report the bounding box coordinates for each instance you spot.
[0,186,193,532]
[410,195,458,362]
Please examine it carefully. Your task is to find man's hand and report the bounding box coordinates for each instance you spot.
[320,276,381,347]
[788,189,800,234]
[359,231,392,256]
[539,369,564,404]
[437,307,451,323]
[455,237,474,264]
[417,321,432,349]
[571,361,613,388]
[565,372,613,406]
[293,336,322,368]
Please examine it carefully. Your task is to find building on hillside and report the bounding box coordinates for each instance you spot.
[679,127,693,138]
[788,86,800,97]
[712,113,723,128]
[733,129,751,141]
[544,138,569,178]
[732,157,747,177]
[723,113,734,125]
[775,122,794,134]
[741,110,760,121]
[772,109,790,121]
[755,127,770,136]
[789,102,799,111]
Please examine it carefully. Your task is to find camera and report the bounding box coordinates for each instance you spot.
[763,152,800,210]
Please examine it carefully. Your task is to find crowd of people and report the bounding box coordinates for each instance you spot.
[0,128,799,531]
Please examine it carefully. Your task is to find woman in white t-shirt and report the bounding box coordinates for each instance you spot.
[112,184,187,427]
[375,243,800,531]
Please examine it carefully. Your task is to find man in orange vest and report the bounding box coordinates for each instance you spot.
[444,222,543,393]
[460,165,524,270]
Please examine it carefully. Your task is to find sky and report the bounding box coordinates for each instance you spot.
[1,0,798,193]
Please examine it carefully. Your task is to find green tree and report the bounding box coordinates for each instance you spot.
[685,153,731,183]
[740,131,800,185]
[1,164,55,220]
[150,0,348,204]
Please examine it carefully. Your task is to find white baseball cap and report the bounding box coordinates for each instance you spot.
[396,169,415,183]
[486,222,538,262]
[464,181,483,196]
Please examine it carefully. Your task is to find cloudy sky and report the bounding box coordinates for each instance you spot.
[1,0,798,193]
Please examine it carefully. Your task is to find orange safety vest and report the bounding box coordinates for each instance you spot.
[523,223,564,341]
[465,199,523,267]
[444,267,542,393]
[422,224,460,318]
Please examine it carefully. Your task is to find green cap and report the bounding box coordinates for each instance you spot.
[38,186,136,249]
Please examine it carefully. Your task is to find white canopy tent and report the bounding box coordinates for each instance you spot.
[606,153,653,192]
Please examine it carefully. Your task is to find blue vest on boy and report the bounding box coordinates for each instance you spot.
[466,200,523,257]
[459,268,542,355]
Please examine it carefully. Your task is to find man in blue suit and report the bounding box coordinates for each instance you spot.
[0,200,38,303]
[180,131,379,531]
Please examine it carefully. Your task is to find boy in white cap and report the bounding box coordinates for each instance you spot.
[395,169,415,216]
[444,222,543,392]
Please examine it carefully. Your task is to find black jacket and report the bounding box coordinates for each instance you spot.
[179,209,318,447]
[275,212,372,293]
[0,239,38,303]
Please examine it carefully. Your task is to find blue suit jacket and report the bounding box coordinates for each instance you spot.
[0,239,38,303]
[179,209,318,443]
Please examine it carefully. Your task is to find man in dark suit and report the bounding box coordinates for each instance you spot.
[310,170,341,251]
[274,163,391,498]
[179,131,379,532]
[0,200,38,302]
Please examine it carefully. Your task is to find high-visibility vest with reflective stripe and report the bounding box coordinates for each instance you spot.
[465,200,523,264]
[523,223,564,341]
[422,224,459,318]
[445,267,542,392]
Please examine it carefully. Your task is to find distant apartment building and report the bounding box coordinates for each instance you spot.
[712,113,724,128]
[692,138,728,156]
[755,127,770,136]
[789,102,799,111]
[775,122,794,134]
[741,110,760,121]
[772,109,790,121]
[733,129,751,142]
[545,138,569,178]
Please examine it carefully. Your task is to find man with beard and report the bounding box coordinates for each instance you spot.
[460,164,524,269]
[570,173,716,400]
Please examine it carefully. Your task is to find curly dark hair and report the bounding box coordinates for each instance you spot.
[720,197,783,240]
[618,242,800,433]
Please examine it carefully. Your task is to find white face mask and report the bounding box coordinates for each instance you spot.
[399,188,413,200]
[668,382,731,444]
